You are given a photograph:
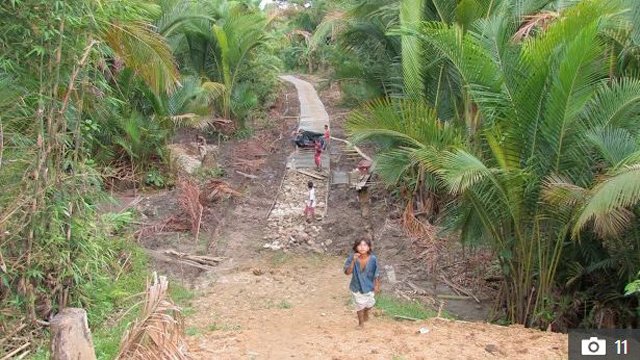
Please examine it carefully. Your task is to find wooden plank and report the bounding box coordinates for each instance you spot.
[296,169,325,180]
[330,136,372,162]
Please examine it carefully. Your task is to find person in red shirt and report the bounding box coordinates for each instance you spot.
[314,139,322,171]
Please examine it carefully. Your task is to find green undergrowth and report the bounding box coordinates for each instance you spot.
[375,294,454,321]
[30,211,194,360]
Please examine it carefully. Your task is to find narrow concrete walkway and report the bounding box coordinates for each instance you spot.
[261,76,331,251]
[280,76,330,170]
[279,75,329,133]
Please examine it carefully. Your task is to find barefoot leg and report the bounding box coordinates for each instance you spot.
[363,307,370,322]
[356,310,365,327]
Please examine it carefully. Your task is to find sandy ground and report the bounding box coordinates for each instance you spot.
[185,256,568,360]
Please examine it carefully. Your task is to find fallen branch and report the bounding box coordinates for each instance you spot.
[116,272,189,360]
[296,169,325,180]
[1,342,30,360]
[439,274,480,303]
[202,179,242,203]
[163,249,225,265]
[330,136,372,162]
[406,281,429,295]
[235,170,258,179]
[145,250,214,271]
[177,178,203,243]
[392,315,420,322]
[266,168,287,219]
[436,294,472,301]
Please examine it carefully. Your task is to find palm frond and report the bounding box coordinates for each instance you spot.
[116,273,188,360]
[436,149,493,194]
[101,20,179,94]
[573,163,640,237]
[583,78,640,133]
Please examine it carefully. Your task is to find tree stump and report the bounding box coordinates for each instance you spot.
[50,308,96,360]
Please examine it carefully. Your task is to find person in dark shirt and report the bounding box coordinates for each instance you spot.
[343,238,380,328]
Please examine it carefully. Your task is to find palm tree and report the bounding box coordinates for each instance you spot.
[349,0,640,327]
[167,0,270,126]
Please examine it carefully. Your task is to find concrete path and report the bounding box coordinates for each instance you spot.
[279,75,330,170]
[260,76,331,251]
[279,75,329,133]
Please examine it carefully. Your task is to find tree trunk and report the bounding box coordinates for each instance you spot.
[50,308,96,360]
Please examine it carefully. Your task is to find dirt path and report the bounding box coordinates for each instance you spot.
[185,256,566,359]
[183,77,569,359]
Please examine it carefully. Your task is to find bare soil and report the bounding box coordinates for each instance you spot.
[121,76,569,359]
[185,256,567,360]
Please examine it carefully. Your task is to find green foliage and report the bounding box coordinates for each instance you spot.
[625,272,640,296]
[375,294,447,320]
[348,0,640,329]
[145,168,167,188]
[0,0,279,353]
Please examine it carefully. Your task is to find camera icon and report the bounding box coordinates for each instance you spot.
[581,337,607,356]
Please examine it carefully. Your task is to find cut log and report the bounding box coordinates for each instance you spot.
[50,308,96,360]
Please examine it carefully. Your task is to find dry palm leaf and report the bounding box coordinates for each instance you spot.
[201,179,242,203]
[513,11,560,42]
[402,198,438,241]
[177,178,203,243]
[116,272,190,360]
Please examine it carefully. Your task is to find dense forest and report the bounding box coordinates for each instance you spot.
[1,0,640,357]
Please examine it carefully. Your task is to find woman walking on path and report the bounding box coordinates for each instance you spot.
[344,238,380,328]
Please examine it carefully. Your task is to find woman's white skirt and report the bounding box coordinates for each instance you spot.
[352,291,375,311]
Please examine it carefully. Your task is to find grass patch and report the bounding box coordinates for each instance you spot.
[207,322,241,332]
[277,300,293,309]
[269,252,292,266]
[375,294,450,320]
[186,326,202,337]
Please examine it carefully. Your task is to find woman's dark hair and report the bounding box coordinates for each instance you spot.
[352,238,372,254]
[308,181,314,189]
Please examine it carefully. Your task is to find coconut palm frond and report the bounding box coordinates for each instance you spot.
[116,272,189,360]
[101,20,179,94]
[586,127,637,166]
[437,149,494,194]
[573,163,640,237]
[542,174,588,208]
[583,78,640,133]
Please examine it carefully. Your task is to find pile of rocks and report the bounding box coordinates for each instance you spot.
[263,170,330,252]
